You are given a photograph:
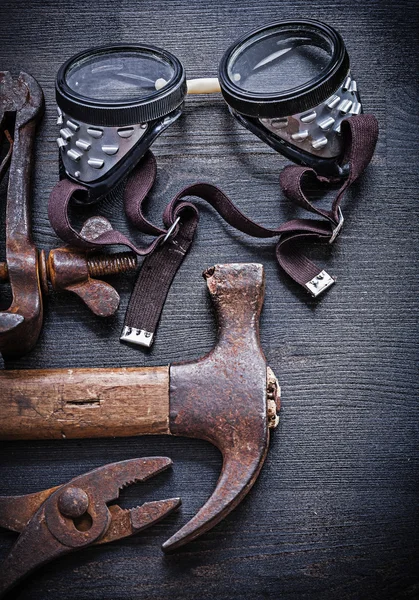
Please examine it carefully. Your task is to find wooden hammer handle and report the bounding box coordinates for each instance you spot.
[0,367,170,440]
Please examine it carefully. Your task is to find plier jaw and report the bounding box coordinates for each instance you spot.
[0,457,181,597]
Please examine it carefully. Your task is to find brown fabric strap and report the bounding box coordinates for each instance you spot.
[48,152,166,255]
[276,114,379,290]
[47,114,378,345]
[122,205,197,342]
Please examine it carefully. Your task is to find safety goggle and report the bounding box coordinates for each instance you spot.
[55,19,362,202]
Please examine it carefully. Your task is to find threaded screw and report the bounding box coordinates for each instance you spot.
[87,253,137,278]
[1,252,137,286]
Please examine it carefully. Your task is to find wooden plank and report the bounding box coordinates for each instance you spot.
[0,0,418,598]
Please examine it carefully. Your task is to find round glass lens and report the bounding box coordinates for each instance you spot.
[227,26,334,95]
[65,50,176,102]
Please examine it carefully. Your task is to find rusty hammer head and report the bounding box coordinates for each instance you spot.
[164,263,280,552]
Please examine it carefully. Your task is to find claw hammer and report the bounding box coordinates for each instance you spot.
[0,263,280,551]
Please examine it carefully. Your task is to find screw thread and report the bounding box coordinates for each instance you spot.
[87,253,137,278]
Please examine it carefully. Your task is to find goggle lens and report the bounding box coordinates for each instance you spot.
[65,49,177,103]
[226,25,334,95]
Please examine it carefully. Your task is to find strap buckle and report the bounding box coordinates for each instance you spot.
[163,216,181,244]
[329,207,344,244]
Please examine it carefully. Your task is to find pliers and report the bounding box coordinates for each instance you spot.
[0,457,181,597]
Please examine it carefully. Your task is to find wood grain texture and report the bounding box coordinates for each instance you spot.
[0,367,170,439]
[0,0,418,599]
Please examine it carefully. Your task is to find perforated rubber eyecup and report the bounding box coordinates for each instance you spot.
[55,44,186,201]
[219,19,354,175]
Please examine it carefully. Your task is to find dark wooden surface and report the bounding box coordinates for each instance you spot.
[0,0,418,598]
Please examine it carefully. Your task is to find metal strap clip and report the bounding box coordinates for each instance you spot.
[305,270,335,297]
[329,207,344,244]
[120,326,154,348]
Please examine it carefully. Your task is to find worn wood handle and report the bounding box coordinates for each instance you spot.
[0,366,170,440]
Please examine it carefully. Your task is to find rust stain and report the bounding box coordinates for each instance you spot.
[166,263,280,552]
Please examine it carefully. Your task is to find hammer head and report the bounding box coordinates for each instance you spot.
[166,263,280,551]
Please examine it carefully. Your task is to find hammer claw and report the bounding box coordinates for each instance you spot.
[162,449,268,552]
